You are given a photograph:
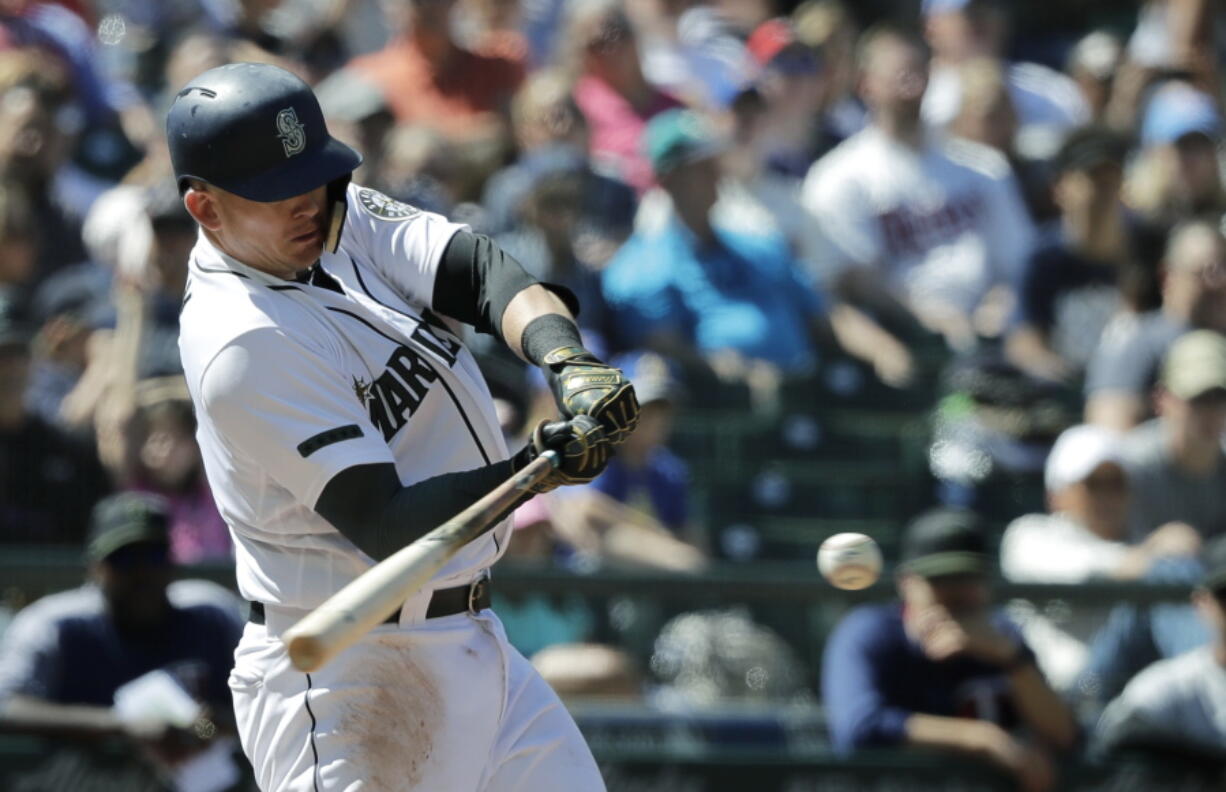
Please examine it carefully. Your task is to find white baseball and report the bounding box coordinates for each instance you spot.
[817,532,882,590]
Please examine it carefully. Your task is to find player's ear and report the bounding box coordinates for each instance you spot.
[184,185,222,231]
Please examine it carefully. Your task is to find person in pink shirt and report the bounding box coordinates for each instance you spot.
[122,383,231,564]
[567,0,683,193]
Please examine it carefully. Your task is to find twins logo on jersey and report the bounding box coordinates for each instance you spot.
[878,194,982,258]
[353,321,462,441]
[276,108,306,157]
[358,188,419,221]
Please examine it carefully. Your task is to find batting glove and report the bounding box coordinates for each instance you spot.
[513,415,611,493]
[541,346,640,447]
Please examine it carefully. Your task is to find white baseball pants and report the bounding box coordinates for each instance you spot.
[229,600,605,791]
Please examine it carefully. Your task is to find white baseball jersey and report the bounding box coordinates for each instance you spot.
[179,182,512,612]
[802,126,1036,316]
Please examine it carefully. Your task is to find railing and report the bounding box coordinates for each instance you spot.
[0,548,1195,607]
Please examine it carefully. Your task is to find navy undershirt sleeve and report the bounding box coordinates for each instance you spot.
[314,457,532,561]
[431,231,578,341]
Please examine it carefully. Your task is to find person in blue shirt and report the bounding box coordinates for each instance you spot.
[0,492,243,772]
[822,508,1077,792]
[602,108,912,395]
[602,109,825,382]
[590,351,690,535]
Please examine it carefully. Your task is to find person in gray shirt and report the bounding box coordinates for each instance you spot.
[1120,329,1226,545]
[1093,536,1226,765]
[1085,219,1226,431]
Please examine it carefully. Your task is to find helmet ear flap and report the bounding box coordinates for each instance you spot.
[324,175,351,253]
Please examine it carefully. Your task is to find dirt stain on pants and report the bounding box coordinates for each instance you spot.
[337,636,443,789]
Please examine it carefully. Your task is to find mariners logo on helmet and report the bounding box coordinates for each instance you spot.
[276,107,307,157]
[358,188,419,221]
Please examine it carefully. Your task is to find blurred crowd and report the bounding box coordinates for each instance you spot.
[1,0,1226,788]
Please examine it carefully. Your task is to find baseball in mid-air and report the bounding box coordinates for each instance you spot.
[817,532,883,590]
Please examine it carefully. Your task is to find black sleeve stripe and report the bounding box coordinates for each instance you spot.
[297,424,364,458]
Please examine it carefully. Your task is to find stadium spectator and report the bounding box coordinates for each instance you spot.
[921,0,1088,149]
[1125,81,1226,234]
[342,0,524,141]
[495,165,620,349]
[1006,127,1132,383]
[803,24,1035,351]
[0,0,153,170]
[1000,424,1199,690]
[1085,219,1226,430]
[945,56,1054,223]
[823,508,1077,792]
[1093,535,1226,766]
[482,68,636,244]
[506,351,706,572]
[0,48,87,280]
[718,86,831,273]
[603,108,824,392]
[588,351,690,536]
[0,287,110,544]
[1120,330,1226,544]
[791,0,865,142]
[0,493,243,775]
[108,379,230,565]
[566,0,683,193]
[1066,31,1123,123]
[742,18,835,179]
[946,57,1015,157]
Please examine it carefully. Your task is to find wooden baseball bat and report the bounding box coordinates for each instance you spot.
[283,451,559,672]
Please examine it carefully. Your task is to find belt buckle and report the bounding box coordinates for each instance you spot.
[467,576,488,614]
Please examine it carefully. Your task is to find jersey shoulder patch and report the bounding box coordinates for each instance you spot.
[356,187,419,221]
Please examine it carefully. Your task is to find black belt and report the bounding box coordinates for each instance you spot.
[248,577,491,626]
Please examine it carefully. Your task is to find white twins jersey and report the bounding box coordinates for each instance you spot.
[179,183,511,611]
[803,126,1035,316]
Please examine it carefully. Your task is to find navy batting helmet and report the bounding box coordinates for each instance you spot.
[166,62,362,202]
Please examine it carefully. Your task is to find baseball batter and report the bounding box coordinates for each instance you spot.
[166,63,639,790]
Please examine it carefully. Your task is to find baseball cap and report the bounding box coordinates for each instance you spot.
[1141,81,1223,147]
[1044,424,1127,493]
[644,109,724,178]
[748,19,794,65]
[1051,126,1130,175]
[86,492,171,562]
[1202,535,1226,592]
[747,18,820,74]
[1162,330,1226,400]
[899,508,990,578]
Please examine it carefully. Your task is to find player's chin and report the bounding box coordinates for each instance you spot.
[287,233,324,262]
